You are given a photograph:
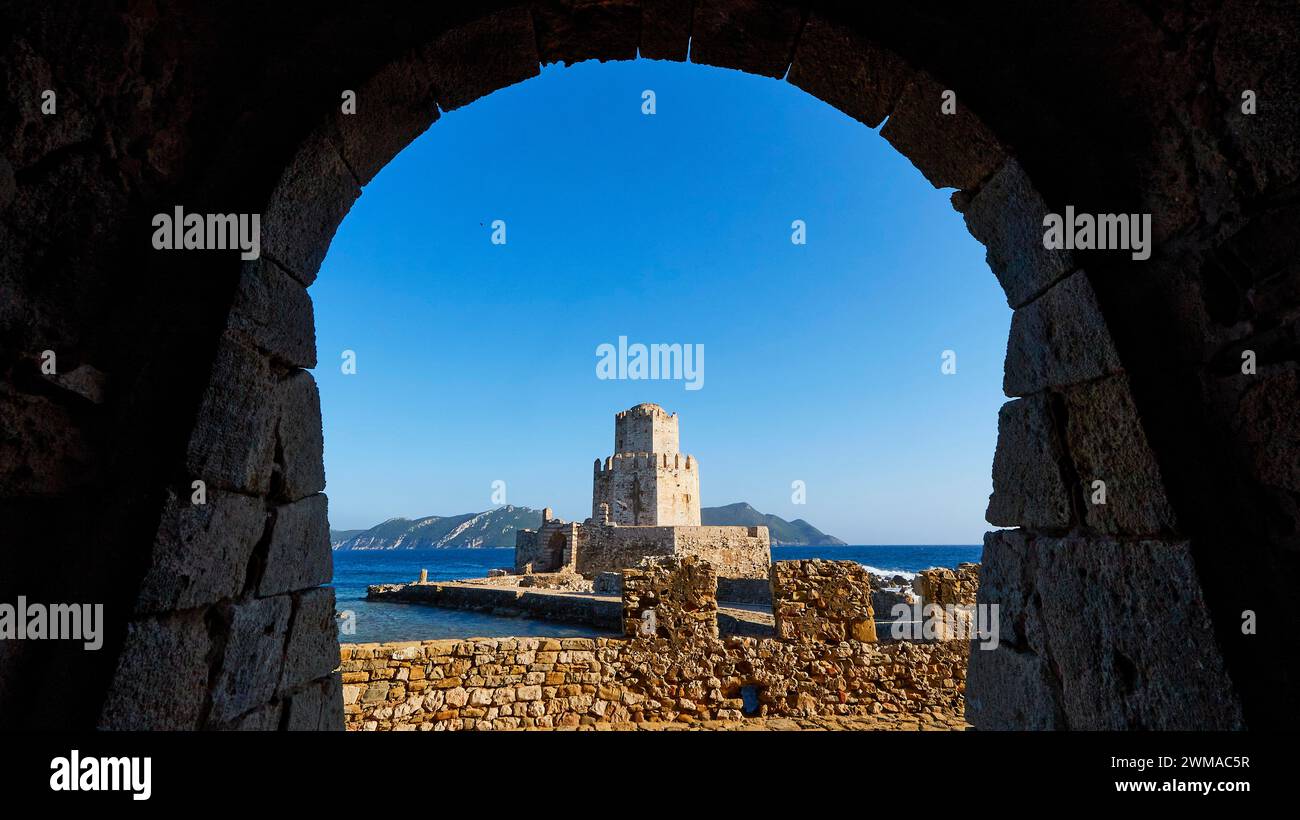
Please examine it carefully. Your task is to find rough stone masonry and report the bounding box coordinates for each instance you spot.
[340,558,969,730]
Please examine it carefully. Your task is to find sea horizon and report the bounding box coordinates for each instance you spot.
[332,544,982,644]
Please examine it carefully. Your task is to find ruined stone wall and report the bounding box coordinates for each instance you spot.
[575,523,677,576]
[339,636,966,730]
[772,560,877,643]
[916,563,981,607]
[622,555,718,643]
[514,518,577,573]
[673,525,771,580]
[576,522,770,579]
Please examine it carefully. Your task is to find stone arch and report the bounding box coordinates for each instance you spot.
[3,1,1296,731]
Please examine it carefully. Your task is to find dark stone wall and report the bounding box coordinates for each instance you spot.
[1,0,1296,729]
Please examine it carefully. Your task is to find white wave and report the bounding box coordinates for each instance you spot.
[860,564,919,581]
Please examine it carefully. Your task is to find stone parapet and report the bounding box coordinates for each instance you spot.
[338,635,966,731]
[771,559,876,643]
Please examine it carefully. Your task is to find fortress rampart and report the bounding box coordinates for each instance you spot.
[576,522,770,579]
[341,558,971,730]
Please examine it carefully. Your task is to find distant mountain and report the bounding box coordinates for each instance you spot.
[331,506,543,550]
[329,529,366,548]
[701,502,847,546]
[331,502,843,550]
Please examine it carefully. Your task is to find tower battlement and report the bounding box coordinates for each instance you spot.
[594,403,700,526]
[594,452,695,473]
[613,402,680,454]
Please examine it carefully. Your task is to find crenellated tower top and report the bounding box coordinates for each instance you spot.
[614,402,680,454]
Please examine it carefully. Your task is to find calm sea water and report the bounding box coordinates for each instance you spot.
[332,545,982,644]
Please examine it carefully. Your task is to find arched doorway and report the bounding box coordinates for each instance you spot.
[3,1,1293,731]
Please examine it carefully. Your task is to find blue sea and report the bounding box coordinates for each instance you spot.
[332,545,982,644]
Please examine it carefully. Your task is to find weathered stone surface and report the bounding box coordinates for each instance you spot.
[1061,375,1176,535]
[966,644,1064,730]
[285,674,343,731]
[881,72,1005,191]
[787,15,912,128]
[639,0,692,61]
[623,554,718,643]
[273,369,325,502]
[185,334,277,494]
[915,563,980,607]
[1033,536,1242,730]
[0,386,96,496]
[261,129,360,286]
[986,396,1073,530]
[280,587,340,695]
[1214,0,1300,195]
[257,494,332,596]
[1004,270,1123,395]
[1232,367,1300,493]
[976,529,1040,650]
[689,0,803,78]
[338,633,968,731]
[227,259,316,369]
[210,595,292,724]
[958,158,1076,308]
[426,7,541,111]
[533,0,641,65]
[328,50,439,186]
[974,529,1242,730]
[99,612,211,730]
[229,702,282,731]
[771,559,876,643]
[136,488,267,613]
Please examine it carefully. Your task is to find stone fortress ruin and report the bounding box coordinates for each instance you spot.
[513,403,772,582]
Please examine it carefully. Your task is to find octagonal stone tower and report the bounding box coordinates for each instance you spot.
[593,403,701,526]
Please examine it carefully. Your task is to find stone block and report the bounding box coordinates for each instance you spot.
[98,612,211,730]
[425,7,541,111]
[689,0,803,78]
[285,674,344,731]
[1031,536,1243,730]
[257,494,332,596]
[280,587,340,695]
[957,158,1076,308]
[966,644,1064,730]
[135,488,267,613]
[1214,0,1300,194]
[787,14,912,128]
[622,554,718,643]
[0,388,95,497]
[640,0,692,61]
[226,258,316,369]
[533,0,641,65]
[880,72,1005,191]
[985,396,1073,530]
[184,334,277,494]
[978,529,1242,729]
[328,50,440,186]
[1004,270,1123,396]
[1061,375,1177,535]
[261,129,360,286]
[273,369,325,502]
[770,559,875,643]
[229,702,282,731]
[977,529,1040,650]
[1232,367,1300,493]
[209,595,292,724]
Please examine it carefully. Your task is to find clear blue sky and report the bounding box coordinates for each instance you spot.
[312,58,1011,544]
